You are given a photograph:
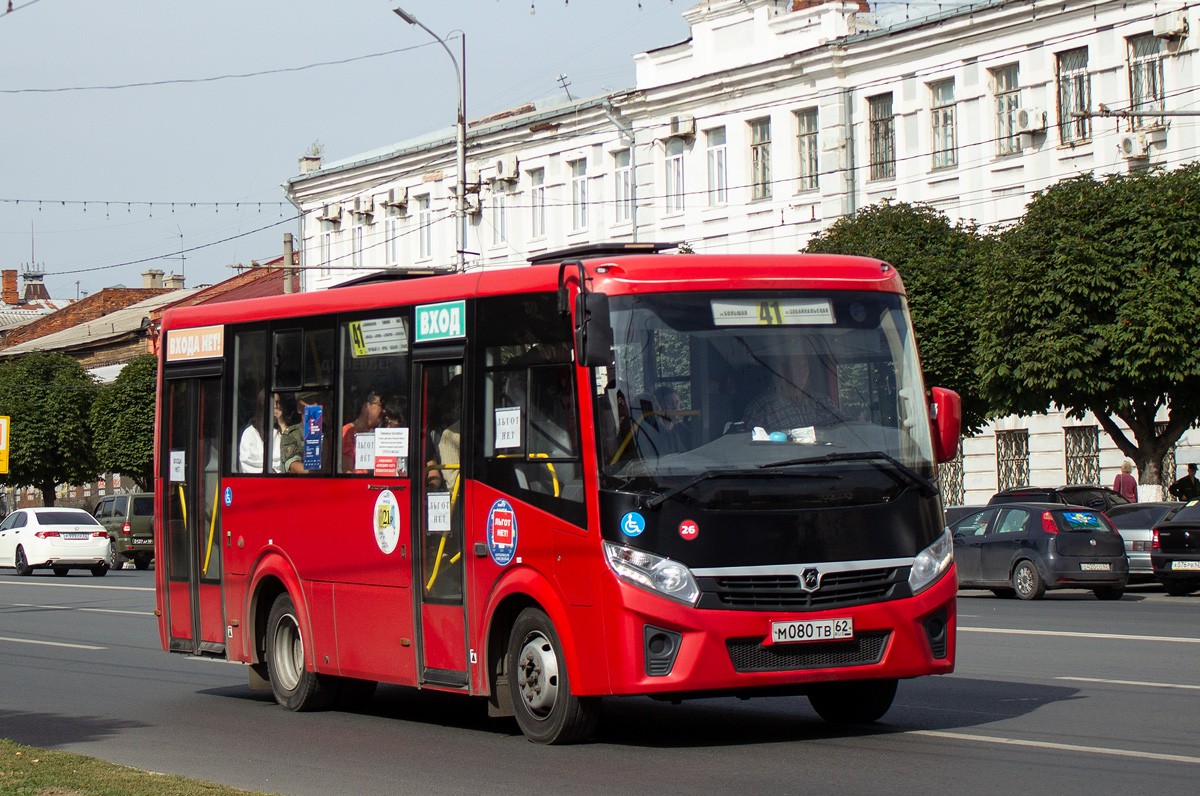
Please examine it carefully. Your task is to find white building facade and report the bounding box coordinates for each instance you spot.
[285,0,1200,501]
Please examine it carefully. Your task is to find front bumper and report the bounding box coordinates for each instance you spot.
[596,564,957,697]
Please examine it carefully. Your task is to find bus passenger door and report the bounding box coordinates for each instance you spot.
[161,373,226,657]
[413,357,469,688]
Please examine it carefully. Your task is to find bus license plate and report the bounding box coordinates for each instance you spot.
[1079,563,1110,571]
[1171,561,1200,571]
[767,617,853,645]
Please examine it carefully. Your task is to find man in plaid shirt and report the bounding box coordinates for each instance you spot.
[743,353,842,431]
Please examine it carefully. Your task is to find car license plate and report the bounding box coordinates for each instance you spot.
[132,539,153,545]
[767,617,853,645]
[63,533,88,540]
[1079,562,1110,572]
[1171,561,1200,571]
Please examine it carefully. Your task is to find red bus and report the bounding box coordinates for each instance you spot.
[155,244,961,744]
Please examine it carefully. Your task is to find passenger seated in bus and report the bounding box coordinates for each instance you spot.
[341,390,384,473]
[743,350,842,433]
[275,392,305,473]
[238,390,279,473]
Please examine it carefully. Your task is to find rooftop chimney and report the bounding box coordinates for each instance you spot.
[299,155,322,175]
[142,269,165,289]
[164,273,185,289]
[2,270,18,305]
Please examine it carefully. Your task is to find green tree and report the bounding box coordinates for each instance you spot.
[978,164,1200,487]
[0,352,100,506]
[806,201,993,432]
[89,355,158,491]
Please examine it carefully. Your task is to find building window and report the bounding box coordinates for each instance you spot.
[1129,34,1165,129]
[350,225,363,271]
[319,231,332,277]
[795,108,819,192]
[665,138,685,214]
[569,159,588,231]
[1064,426,1100,485]
[614,150,632,224]
[749,118,771,201]
[416,195,432,260]
[385,208,402,265]
[930,80,957,169]
[706,127,727,205]
[996,429,1030,492]
[529,168,546,238]
[868,93,895,180]
[1056,47,1091,143]
[993,64,1021,157]
[491,190,507,246]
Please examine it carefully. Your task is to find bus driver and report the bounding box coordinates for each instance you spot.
[743,349,842,433]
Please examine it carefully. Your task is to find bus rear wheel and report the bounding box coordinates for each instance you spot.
[807,678,897,725]
[266,593,334,711]
[507,607,599,744]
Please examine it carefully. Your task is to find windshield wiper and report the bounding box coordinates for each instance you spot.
[645,468,840,510]
[760,450,938,498]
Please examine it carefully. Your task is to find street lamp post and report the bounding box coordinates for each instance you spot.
[393,6,467,272]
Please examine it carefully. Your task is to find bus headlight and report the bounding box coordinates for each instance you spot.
[604,542,700,606]
[908,528,954,595]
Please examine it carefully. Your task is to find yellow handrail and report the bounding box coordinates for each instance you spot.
[202,483,219,576]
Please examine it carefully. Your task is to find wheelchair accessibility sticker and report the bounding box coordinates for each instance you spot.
[487,499,518,566]
[621,512,646,537]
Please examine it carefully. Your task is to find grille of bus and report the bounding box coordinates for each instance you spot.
[726,630,890,673]
[696,567,904,611]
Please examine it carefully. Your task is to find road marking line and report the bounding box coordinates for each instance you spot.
[0,635,105,650]
[910,730,1200,765]
[960,626,1200,644]
[1056,676,1200,691]
[12,602,152,617]
[0,580,153,593]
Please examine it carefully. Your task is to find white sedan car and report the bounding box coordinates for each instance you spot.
[0,508,111,576]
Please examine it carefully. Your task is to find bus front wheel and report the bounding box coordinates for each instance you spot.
[807,678,897,725]
[507,607,599,744]
[266,593,334,712]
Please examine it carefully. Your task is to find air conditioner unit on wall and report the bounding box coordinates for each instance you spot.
[385,187,408,210]
[1014,107,1047,134]
[669,114,696,138]
[317,204,342,223]
[1153,10,1188,39]
[352,196,374,217]
[494,155,519,182]
[1118,133,1150,159]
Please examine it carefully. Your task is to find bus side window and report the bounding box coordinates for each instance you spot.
[273,324,335,476]
[475,293,585,526]
[337,315,411,476]
[232,330,269,474]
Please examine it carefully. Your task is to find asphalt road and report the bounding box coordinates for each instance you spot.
[1,569,1197,796]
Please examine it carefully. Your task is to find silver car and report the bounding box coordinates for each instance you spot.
[1106,502,1183,580]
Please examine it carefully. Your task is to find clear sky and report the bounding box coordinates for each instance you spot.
[0,0,691,299]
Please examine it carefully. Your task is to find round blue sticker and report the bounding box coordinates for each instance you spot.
[620,511,646,537]
[224,487,232,507]
[487,499,518,566]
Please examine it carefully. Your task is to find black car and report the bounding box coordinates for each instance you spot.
[1150,499,1200,596]
[989,485,1131,512]
[950,502,1129,600]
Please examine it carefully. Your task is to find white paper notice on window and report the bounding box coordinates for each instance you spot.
[375,426,409,458]
[169,450,186,482]
[355,433,376,470]
[427,492,451,533]
[494,406,522,449]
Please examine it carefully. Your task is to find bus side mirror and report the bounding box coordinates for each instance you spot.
[929,387,961,464]
[575,291,613,367]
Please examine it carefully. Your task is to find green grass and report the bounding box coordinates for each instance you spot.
[0,739,279,796]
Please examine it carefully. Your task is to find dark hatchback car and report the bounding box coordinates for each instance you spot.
[989,485,1131,512]
[1151,499,1200,596]
[951,503,1129,600]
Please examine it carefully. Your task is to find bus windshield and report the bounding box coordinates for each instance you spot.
[594,290,935,494]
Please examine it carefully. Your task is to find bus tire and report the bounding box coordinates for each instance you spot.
[807,678,897,725]
[266,593,334,712]
[507,607,599,744]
